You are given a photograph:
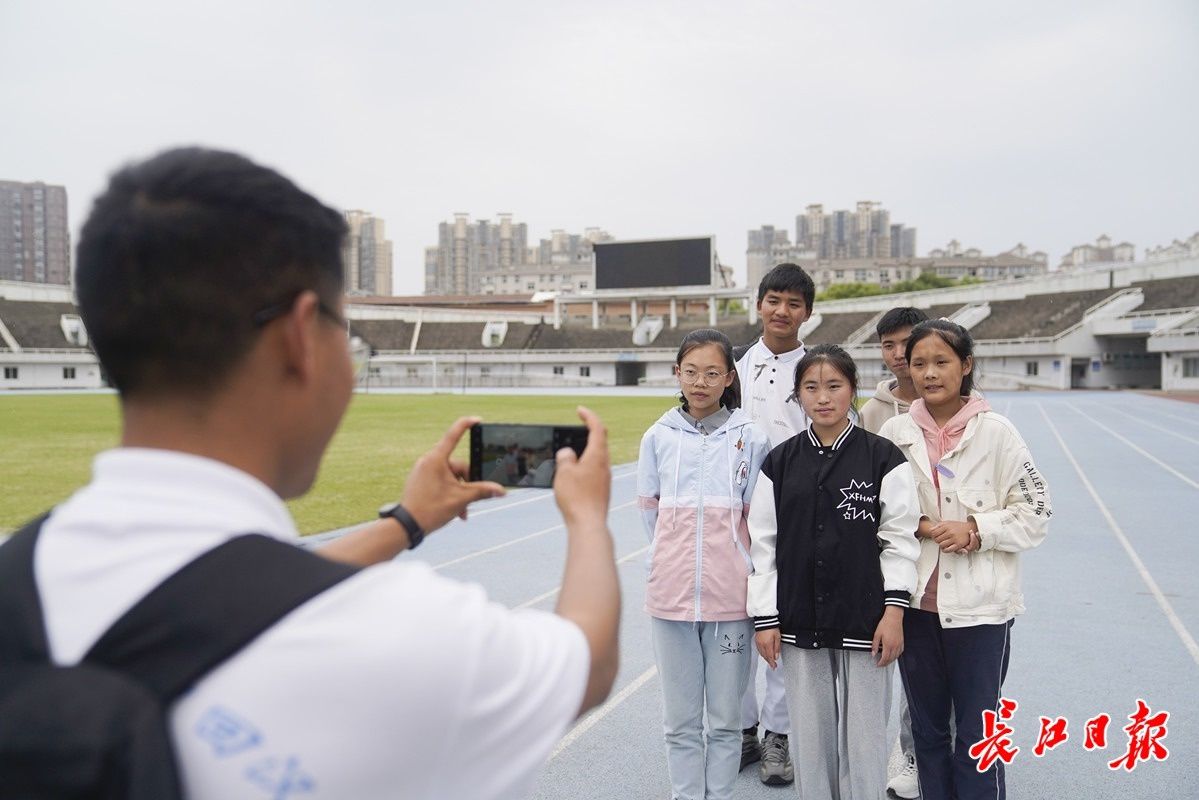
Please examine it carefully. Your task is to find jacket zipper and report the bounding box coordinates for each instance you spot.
[695,434,707,621]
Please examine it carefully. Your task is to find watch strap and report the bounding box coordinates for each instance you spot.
[381,503,425,549]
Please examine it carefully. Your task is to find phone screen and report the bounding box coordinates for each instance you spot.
[469,423,588,488]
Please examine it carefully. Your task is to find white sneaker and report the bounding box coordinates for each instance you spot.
[886,753,919,799]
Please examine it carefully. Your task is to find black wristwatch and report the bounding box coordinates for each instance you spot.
[378,502,425,549]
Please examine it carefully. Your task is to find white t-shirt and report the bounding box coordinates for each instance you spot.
[734,337,809,448]
[35,448,589,800]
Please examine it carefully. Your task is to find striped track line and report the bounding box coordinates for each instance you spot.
[433,499,637,569]
[1066,402,1199,490]
[466,466,637,519]
[1146,409,1199,429]
[550,666,659,760]
[514,546,649,609]
[1086,403,1199,446]
[1039,404,1199,669]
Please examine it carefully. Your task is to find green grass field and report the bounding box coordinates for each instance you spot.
[0,393,674,535]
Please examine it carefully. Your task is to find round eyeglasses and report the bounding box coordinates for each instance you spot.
[676,367,730,386]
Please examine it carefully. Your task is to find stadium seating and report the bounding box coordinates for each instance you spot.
[492,323,541,350]
[968,288,1120,340]
[349,320,415,351]
[530,326,643,350]
[803,311,880,346]
[925,303,966,321]
[0,300,88,350]
[1129,276,1199,311]
[411,322,488,351]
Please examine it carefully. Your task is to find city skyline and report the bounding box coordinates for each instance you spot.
[424,213,612,296]
[2,1,1196,295]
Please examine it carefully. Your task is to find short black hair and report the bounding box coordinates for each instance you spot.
[676,328,741,412]
[757,263,815,311]
[76,147,347,397]
[793,343,859,400]
[876,307,929,340]
[906,319,976,396]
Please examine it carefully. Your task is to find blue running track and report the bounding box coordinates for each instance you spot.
[311,391,1197,799]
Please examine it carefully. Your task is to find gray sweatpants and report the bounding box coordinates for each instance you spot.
[781,647,892,800]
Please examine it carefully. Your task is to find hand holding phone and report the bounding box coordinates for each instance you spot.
[551,407,610,528]
[469,422,589,488]
[401,417,507,531]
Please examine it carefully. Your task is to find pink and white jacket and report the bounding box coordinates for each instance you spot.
[637,407,772,622]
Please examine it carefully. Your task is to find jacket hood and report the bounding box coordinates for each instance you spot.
[654,406,754,434]
[872,379,915,414]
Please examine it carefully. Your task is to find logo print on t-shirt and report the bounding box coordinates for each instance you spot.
[195,706,262,757]
[837,479,877,522]
[720,633,746,655]
[246,756,316,799]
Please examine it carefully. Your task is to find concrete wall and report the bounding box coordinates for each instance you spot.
[1160,350,1199,391]
[0,355,103,390]
[976,355,1072,390]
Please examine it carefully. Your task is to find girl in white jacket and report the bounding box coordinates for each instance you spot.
[878,320,1052,800]
[637,328,772,800]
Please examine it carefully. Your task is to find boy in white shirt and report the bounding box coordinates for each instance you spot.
[732,263,815,786]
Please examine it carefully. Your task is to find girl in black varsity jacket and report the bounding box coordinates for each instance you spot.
[747,345,920,800]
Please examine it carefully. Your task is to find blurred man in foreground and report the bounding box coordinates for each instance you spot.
[30,147,620,799]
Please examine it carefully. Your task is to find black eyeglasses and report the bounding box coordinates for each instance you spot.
[252,294,346,329]
[251,293,370,378]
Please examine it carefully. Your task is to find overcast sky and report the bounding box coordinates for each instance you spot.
[3,1,1197,294]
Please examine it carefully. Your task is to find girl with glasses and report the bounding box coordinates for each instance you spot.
[636,328,773,800]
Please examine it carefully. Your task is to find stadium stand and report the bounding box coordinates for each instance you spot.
[3,259,1198,391]
[491,321,539,350]
[804,311,880,345]
[1129,276,1199,311]
[925,303,966,321]
[969,288,1120,340]
[0,300,89,350]
[652,322,763,351]
[412,322,489,351]
[494,322,541,350]
[531,326,644,350]
[349,320,415,352]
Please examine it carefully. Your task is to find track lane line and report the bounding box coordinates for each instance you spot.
[465,466,637,518]
[1131,405,1199,428]
[1038,403,1199,669]
[515,546,656,759]
[432,499,637,569]
[514,546,649,609]
[550,666,659,760]
[1088,403,1199,446]
[1065,402,1199,490]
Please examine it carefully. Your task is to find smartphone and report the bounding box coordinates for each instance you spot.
[469,423,589,488]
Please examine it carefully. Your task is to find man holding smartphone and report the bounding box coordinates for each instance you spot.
[17,147,621,800]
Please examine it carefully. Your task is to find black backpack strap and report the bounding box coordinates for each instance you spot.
[84,534,359,702]
[0,514,52,665]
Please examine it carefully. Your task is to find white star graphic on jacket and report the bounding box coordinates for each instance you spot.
[837,479,877,522]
